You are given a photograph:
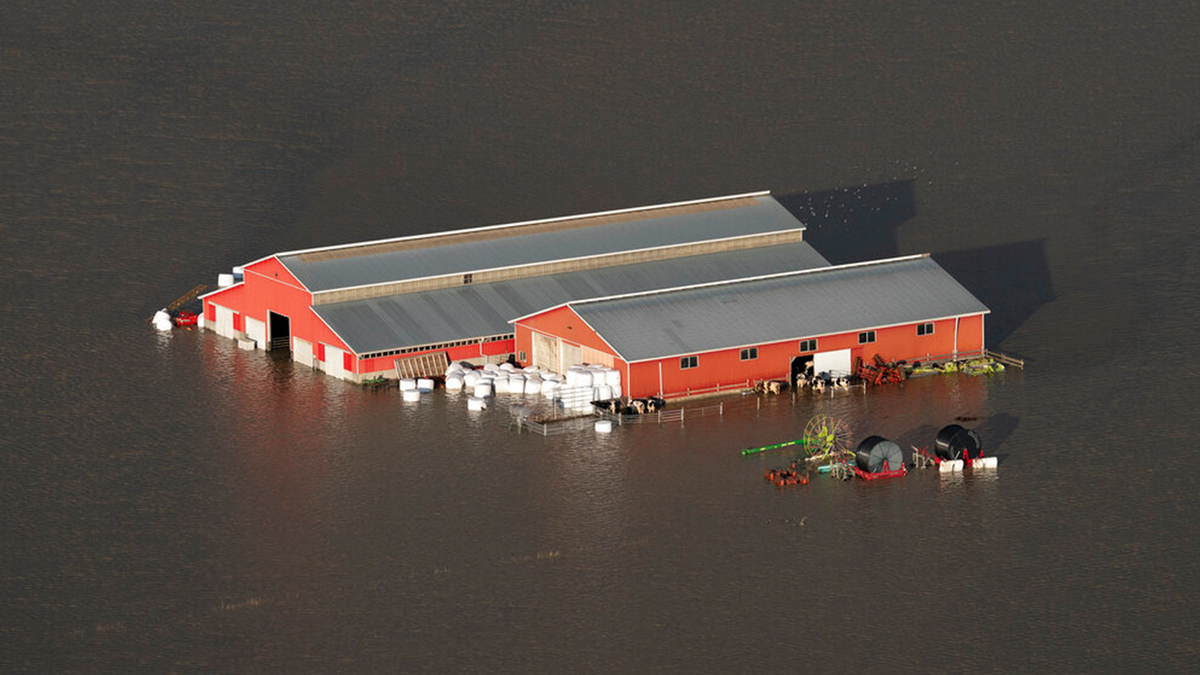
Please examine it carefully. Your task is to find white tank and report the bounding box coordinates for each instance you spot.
[416,378,435,392]
[402,389,421,402]
[218,273,234,287]
[445,375,465,390]
[399,378,417,391]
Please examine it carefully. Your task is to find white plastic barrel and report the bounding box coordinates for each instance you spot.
[595,420,613,433]
[976,456,999,469]
[402,389,421,402]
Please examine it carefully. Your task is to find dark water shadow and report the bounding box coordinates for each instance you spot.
[933,241,1055,349]
[978,412,1020,460]
[777,181,915,264]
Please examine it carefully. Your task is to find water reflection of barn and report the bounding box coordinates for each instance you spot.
[201,191,988,397]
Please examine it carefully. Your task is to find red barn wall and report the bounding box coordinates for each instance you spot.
[203,256,353,368]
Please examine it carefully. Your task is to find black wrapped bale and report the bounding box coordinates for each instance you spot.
[855,436,904,473]
[935,424,983,460]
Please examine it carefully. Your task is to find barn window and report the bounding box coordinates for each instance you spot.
[518,351,527,362]
[680,355,698,369]
[917,322,935,336]
[463,273,473,284]
[739,347,758,361]
[858,331,876,344]
[799,339,818,353]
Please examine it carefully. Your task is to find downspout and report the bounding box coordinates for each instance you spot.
[953,317,960,358]
[658,361,664,397]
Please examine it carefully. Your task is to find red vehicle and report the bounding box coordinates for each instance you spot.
[173,311,199,327]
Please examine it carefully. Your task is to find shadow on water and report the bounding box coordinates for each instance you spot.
[978,412,1020,458]
[934,241,1055,349]
[777,181,915,264]
[779,183,1054,351]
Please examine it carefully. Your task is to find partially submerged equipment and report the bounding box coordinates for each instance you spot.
[934,424,983,461]
[854,435,907,480]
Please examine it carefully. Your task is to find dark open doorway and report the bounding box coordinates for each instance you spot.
[790,355,814,387]
[268,311,290,351]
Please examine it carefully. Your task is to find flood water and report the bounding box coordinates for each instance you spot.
[2,2,1198,673]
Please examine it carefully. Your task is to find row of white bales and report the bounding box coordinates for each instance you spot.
[397,361,623,412]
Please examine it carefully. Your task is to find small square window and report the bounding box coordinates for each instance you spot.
[739,347,758,361]
[519,351,527,362]
[858,331,876,344]
[917,322,935,336]
[799,339,818,353]
[680,355,698,369]
[463,273,473,284]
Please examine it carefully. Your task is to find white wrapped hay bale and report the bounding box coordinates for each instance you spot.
[416,378,435,392]
[399,378,417,391]
[604,369,621,387]
[611,384,622,399]
[595,420,613,433]
[483,363,500,373]
[595,385,613,401]
[524,377,542,395]
[467,396,487,411]
[445,375,465,390]
[574,370,593,388]
[499,362,515,372]
[473,382,493,398]
[493,376,510,394]
[463,371,482,386]
[402,389,421,402]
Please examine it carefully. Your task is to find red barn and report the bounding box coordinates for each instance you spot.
[511,255,988,399]
[199,191,830,381]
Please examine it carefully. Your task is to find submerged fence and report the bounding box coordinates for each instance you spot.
[518,402,726,436]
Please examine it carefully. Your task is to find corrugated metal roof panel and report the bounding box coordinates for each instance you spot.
[282,195,803,292]
[571,256,990,362]
[313,241,830,353]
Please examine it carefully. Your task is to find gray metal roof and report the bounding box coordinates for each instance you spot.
[281,194,803,292]
[570,255,990,362]
[314,242,830,353]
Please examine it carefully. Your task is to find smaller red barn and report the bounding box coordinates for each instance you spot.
[512,254,989,399]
